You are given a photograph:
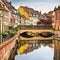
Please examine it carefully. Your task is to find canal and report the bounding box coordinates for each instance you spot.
[14,40,54,60]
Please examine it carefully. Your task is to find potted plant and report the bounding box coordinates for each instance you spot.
[8,24,13,30]
[15,25,20,31]
[10,30,17,37]
[2,31,8,38]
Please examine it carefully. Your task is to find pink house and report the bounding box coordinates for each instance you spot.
[0,0,20,44]
[54,6,60,30]
[0,0,11,24]
[0,0,19,27]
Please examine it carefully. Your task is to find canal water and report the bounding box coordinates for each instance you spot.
[14,40,54,60]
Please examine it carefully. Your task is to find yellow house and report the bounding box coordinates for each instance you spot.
[18,6,39,25]
[18,6,29,19]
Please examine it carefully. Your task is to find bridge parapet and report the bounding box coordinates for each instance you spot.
[20,25,53,30]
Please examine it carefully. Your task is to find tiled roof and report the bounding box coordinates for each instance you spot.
[48,11,53,14]
[21,6,39,16]
[37,19,52,24]
[2,0,16,11]
[0,2,7,11]
[6,2,16,11]
[22,6,33,13]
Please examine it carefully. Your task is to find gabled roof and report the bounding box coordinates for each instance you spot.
[21,6,34,14]
[20,6,39,16]
[0,2,7,11]
[43,13,52,18]
[37,19,52,24]
[2,0,16,11]
[4,2,16,11]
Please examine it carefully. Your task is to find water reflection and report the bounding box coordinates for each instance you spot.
[15,40,54,60]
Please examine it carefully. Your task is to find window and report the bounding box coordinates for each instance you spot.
[11,18,12,22]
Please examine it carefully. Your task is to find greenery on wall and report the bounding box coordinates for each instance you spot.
[10,30,17,36]
[2,25,20,39]
[2,31,8,38]
[8,24,13,29]
[15,25,20,31]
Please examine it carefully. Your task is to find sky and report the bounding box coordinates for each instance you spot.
[8,0,60,13]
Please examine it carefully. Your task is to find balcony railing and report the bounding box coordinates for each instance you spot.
[20,25,53,30]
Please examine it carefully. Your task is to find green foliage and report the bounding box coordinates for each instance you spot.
[10,30,17,36]
[8,24,13,29]
[15,27,19,31]
[15,25,20,31]
[2,31,8,38]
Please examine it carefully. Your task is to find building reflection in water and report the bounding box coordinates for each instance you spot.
[15,40,60,60]
[54,40,60,60]
[15,40,54,60]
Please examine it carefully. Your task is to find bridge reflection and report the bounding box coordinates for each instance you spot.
[18,40,54,54]
[17,39,60,60]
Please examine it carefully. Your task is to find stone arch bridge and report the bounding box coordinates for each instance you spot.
[19,25,54,41]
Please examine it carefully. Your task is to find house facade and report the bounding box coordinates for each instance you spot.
[18,6,39,25]
[0,0,21,44]
[53,6,60,30]
[0,1,9,43]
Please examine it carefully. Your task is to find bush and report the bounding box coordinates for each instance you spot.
[8,24,13,29]
[15,27,19,31]
[10,30,17,36]
[2,31,8,38]
[15,25,20,31]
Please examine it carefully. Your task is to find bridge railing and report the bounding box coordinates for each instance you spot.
[20,25,53,30]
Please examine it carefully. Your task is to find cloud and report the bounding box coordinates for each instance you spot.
[7,0,60,13]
